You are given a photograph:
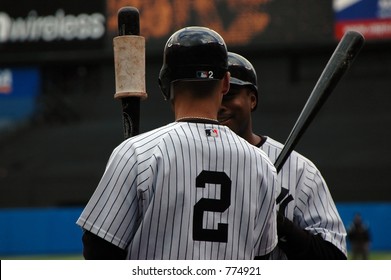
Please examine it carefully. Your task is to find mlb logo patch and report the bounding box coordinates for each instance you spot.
[196,71,211,79]
[205,128,219,137]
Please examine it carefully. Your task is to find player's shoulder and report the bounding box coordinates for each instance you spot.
[263,136,318,169]
[263,136,328,185]
[114,122,179,153]
[231,132,277,169]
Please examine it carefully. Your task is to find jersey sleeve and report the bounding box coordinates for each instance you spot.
[253,155,278,256]
[294,162,347,256]
[76,141,144,250]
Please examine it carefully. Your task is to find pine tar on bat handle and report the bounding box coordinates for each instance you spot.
[113,6,147,139]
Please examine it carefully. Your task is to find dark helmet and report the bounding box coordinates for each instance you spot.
[228,52,259,110]
[158,26,228,100]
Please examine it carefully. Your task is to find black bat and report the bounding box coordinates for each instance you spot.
[274,30,365,173]
[116,6,143,139]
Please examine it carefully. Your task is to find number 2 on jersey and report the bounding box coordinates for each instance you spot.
[193,170,231,242]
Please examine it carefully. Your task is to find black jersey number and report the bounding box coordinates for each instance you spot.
[193,170,231,242]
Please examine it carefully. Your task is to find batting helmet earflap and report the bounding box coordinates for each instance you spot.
[227,52,259,110]
[158,26,228,100]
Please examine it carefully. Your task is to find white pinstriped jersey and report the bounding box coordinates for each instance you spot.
[77,122,278,260]
[259,136,347,259]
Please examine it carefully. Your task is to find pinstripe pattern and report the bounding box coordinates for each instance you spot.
[76,122,278,259]
[260,137,347,259]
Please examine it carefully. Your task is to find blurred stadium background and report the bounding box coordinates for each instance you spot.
[1,0,390,259]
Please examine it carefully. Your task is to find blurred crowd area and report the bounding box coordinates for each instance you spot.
[1,0,391,208]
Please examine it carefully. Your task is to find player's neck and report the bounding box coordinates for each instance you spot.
[238,118,262,146]
[174,97,219,122]
[241,129,262,146]
[175,111,219,123]
[251,133,263,147]
[176,116,219,124]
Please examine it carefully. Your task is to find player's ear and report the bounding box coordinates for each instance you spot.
[250,90,257,110]
[221,71,230,95]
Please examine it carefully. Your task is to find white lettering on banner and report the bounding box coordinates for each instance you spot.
[379,0,391,9]
[378,0,391,18]
[0,9,105,43]
[342,21,391,36]
[0,69,12,94]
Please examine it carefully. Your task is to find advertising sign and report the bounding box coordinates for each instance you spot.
[0,0,106,52]
[334,0,391,40]
[106,0,334,54]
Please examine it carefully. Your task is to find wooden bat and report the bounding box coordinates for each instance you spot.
[113,6,147,139]
[274,30,365,173]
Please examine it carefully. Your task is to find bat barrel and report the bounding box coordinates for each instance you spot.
[274,31,364,173]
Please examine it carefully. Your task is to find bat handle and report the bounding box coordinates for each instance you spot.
[121,100,140,138]
[274,145,289,173]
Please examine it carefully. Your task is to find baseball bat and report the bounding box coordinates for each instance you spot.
[113,7,147,139]
[274,30,365,173]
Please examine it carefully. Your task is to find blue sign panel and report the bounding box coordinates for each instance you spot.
[0,68,40,125]
[334,0,391,40]
[335,0,379,20]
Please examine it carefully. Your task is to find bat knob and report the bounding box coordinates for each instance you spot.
[118,6,140,36]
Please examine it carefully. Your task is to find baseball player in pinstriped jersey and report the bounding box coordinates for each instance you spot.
[218,52,347,259]
[76,27,278,260]
[260,138,346,259]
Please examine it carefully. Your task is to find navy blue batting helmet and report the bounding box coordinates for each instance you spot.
[228,52,259,110]
[158,26,228,100]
